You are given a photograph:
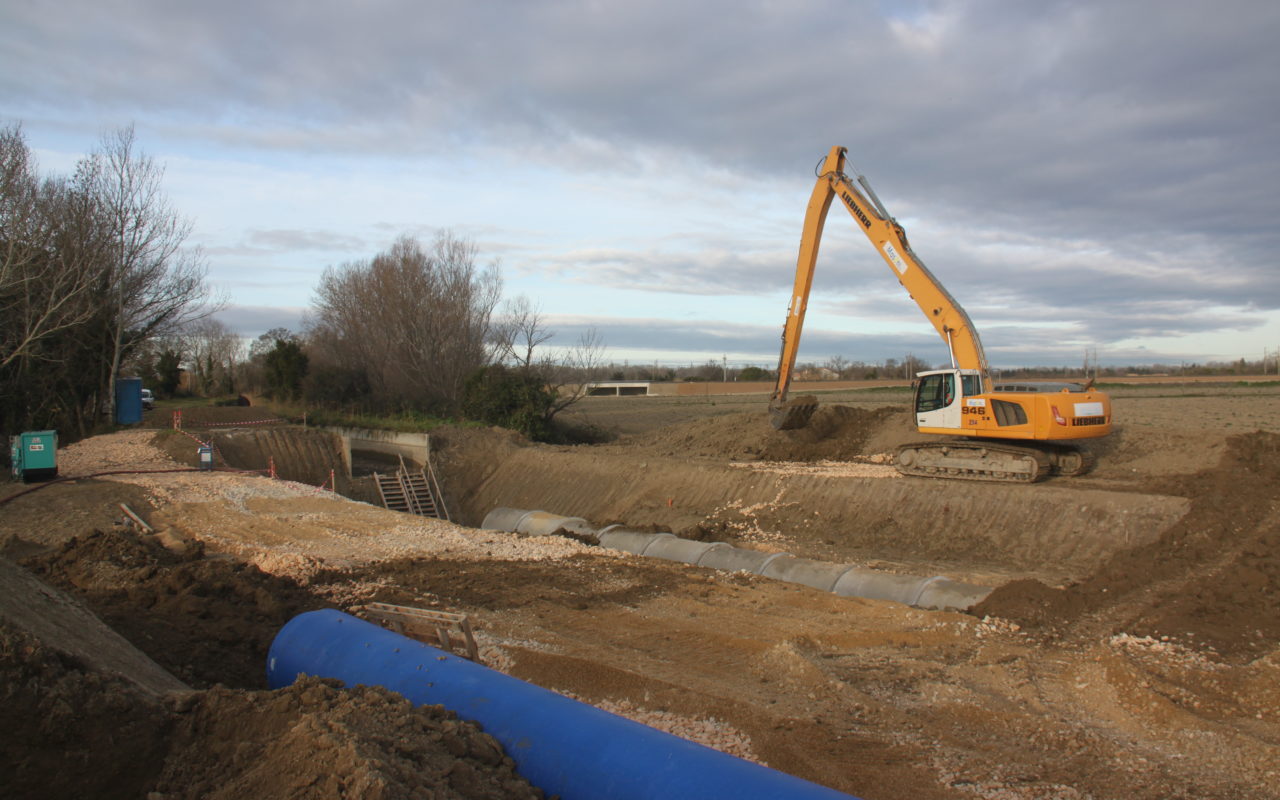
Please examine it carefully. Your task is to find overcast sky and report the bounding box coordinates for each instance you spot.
[4,0,1278,369]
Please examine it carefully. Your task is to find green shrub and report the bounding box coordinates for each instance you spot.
[303,365,371,409]
[462,365,556,440]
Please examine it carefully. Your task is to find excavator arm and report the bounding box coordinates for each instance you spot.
[770,146,990,428]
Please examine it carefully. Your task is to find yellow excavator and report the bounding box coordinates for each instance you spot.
[769,146,1112,483]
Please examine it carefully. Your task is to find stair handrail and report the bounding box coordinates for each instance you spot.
[396,455,425,516]
[373,471,392,509]
[424,437,451,522]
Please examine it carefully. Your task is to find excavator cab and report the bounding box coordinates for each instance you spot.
[913,368,983,431]
[914,371,955,413]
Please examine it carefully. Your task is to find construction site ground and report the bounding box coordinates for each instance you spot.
[2,383,1278,799]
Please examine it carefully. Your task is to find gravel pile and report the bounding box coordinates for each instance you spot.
[57,429,186,474]
[66,432,604,585]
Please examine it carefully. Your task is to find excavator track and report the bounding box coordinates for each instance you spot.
[894,440,1053,483]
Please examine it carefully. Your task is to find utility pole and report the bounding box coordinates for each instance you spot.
[722,355,728,382]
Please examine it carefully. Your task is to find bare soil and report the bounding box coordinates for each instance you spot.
[2,384,1278,799]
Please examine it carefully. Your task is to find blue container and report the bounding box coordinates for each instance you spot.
[198,445,214,470]
[10,430,58,482]
[268,610,859,800]
[115,377,143,424]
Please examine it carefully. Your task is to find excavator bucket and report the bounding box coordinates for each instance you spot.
[769,395,818,430]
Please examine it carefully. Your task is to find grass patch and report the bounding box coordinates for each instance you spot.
[267,403,467,433]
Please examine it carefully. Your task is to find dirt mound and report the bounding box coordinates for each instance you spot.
[1,618,541,800]
[623,405,906,462]
[22,528,323,688]
[155,678,541,800]
[1,620,175,799]
[976,431,1280,660]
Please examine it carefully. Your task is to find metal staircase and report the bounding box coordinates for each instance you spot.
[374,453,449,521]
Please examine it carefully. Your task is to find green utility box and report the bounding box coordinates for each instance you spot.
[10,430,58,482]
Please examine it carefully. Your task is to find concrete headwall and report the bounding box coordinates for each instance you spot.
[323,427,431,472]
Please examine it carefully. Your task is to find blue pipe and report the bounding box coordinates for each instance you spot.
[268,609,859,800]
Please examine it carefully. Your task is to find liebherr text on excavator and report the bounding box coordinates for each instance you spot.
[769,146,1112,483]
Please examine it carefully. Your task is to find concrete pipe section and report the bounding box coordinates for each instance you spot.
[268,609,860,800]
[481,507,992,611]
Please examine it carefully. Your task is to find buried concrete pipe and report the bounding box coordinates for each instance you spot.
[639,535,730,565]
[268,609,858,800]
[760,556,857,593]
[482,508,597,537]
[481,507,992,611]
[696,544,790,574]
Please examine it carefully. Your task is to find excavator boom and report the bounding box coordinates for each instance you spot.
[773,147,988,409]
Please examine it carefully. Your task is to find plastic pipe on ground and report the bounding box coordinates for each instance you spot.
[267,609,859,800]
[480,507,992,611]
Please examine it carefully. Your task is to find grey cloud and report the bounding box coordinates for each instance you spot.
[545,315,947,364]
[244,229,366,253]
[214,305,307,338]
[548,313,1242,370]
[5,0,1277,358]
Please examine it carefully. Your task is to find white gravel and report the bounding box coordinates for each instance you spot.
[65,431,607,583]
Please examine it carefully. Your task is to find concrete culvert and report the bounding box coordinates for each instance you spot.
[697,546,790,574]
[481,507,992,611]
[596,529,674,555]
[760,556,857,593]
[641,536,731,565]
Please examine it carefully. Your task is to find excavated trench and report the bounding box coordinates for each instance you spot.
[163,427,394,506]
[180,422,1191,587]
[432,427,1191,587]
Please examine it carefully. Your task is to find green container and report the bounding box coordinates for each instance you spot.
[11,430,58,482]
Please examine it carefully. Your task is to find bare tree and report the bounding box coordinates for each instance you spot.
[902,353,931,378]
[75,126,212,410]
[308,231,502,411]
[181,317,244,395]
[0,124,103,370]
[1,124,213,439]
[825,354,850,379]
[541,327,607,420]
[493,294,553,370]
